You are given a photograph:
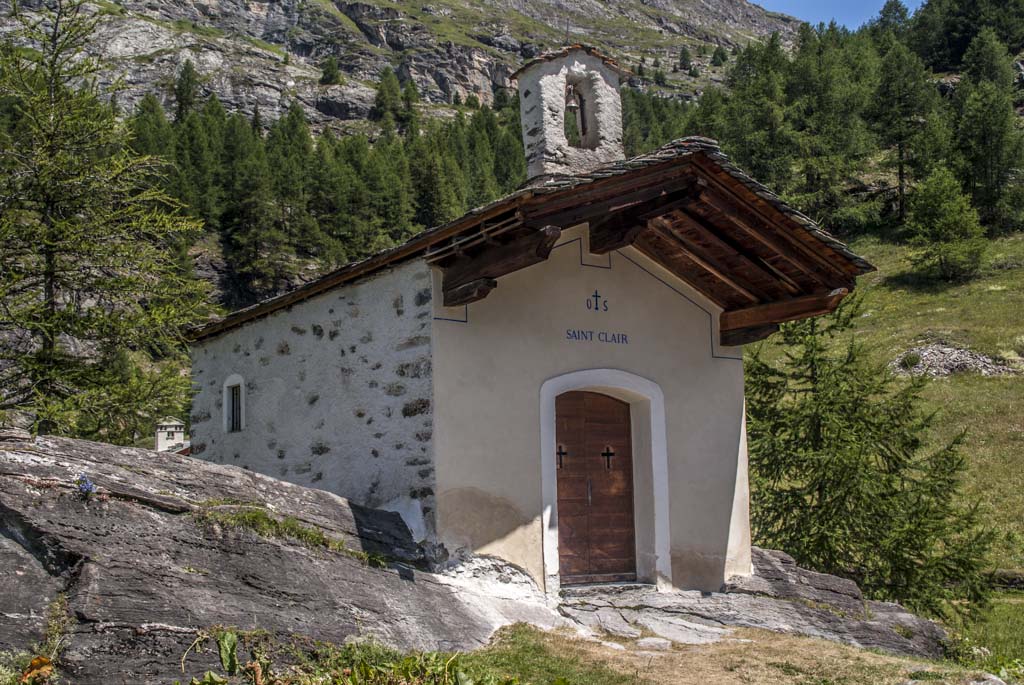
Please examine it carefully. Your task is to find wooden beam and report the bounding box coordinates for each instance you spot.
[648,219,761,303]
[693,169,855,285]
[633,231,734,309]
[721,324,780,346]
[589,216,648,254]
[443,278,497,307]
[672,208,803,297]
[720,288,848,332]
[441,225,561,305]
[522,162,692,221]
[586,180,706,254]
[525,174,701,229]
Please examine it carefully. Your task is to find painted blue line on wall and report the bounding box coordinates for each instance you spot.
[615,250,743,361]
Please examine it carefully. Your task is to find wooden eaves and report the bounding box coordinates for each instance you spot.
[188,137,874,347]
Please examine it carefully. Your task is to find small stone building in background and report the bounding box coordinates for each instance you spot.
[187,46,873,596]
[155,417,188,453]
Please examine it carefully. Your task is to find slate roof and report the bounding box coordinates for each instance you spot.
[189,137,873,342]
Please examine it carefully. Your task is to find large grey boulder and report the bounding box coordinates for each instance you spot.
[560,547,948,659]
[0,431,553,683]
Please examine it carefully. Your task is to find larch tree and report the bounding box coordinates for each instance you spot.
[0,0,211,440]
[908,167,986,280]
[872,40,934,220]
[746,300,993,616]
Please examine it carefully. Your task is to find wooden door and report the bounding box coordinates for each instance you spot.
[556,391,636,584]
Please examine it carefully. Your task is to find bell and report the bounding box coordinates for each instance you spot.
[565,85,579,112]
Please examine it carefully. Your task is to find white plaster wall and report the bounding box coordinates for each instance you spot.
[430,225,752,591]
[517,50,624,177]
[190,262,437,539]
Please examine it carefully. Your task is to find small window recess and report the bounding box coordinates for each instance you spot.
[228,384,242,432]
[223,373,245,433]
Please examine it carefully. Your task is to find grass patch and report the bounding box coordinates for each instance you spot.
[828,235,1024,571]
[195,505,389,568]
[462,625,635,685]
[170,19,225,39]
[238,34,287,57]
[950,591,1024,679]
[180,624,634,685]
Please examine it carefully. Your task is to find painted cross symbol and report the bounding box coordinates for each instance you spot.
[591,290,602,310]
[602,446,616,469]
[556,444,568,469]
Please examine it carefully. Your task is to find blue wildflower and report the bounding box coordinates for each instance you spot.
[74,473,97,499]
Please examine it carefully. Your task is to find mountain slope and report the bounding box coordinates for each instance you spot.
[0,0,799,128]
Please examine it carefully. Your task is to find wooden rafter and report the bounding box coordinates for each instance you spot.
[648,219,760,303]
[634,228,735,309]
[691,162,856,285]
[440,225,561,306]
[523,169,697,228]
[586,179,706,254]
[589,215,648,255]
[720,288,849,333]
[670,208,802,297]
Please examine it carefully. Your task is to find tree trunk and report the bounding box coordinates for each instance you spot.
[897,142,906,222]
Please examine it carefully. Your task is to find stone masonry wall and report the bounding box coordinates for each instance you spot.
[189,261,436,539]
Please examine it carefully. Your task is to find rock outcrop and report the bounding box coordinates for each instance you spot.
[560,547,948,659]
[1,432,952,683]
[0,430,561,683]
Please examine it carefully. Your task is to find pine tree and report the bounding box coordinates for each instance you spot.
[492,127,526,192]
[173,59,199,123]
[787,24,877,225]
[724,33,796,192]
[408,130,462,229]
[711,45,729,67]
[129,94,174,158]
[319,55,342,85]
[907,167,986,280]
[747,300,993,616]
[869,0,910,42]
[220,114,291,297]
[956,81,1022,226]
[372,67,402,121]
[678,45,692,70]
[872,41,934,220]
[401,77,420,133]
[961,27,1015,89]
[265,102,318,253]
[0,0,210,438]
[174,110,219,229]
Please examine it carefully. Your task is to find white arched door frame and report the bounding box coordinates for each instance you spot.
[539,368,672,595]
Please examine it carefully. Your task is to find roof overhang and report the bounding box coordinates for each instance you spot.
[509,44,632,81]
[189,138,874,346]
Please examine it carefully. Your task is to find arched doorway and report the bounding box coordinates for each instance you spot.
[556,391,636,584]
[539,368,672,595]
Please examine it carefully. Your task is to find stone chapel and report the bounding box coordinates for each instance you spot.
[188,46,874,595]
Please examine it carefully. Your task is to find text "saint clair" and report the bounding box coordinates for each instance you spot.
[566,329,629,345]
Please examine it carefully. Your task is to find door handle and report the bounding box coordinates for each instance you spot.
[587,478,592,506]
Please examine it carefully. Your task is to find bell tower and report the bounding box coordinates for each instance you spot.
[512,45,627,179]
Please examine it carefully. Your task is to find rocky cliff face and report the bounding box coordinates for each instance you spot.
[0,0,799,128]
